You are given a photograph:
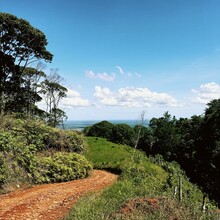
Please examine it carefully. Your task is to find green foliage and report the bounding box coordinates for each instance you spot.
[0,13,67,122]
[86,121,135,146]
[0,116,90,188]
[149,111,179,160]
[0,155,29,189]
[146,101,220,205]
[175,115,202,168]
[85,137,133,170]
[84,102,220,205]
[0,116,86,153]
[32,152,92,183]
[195,99,220,202]
[0,153,7,185]
[110,124,135,146]
[46,107,67,127]
[65,137,217,220]
[87,121,114,139]
[0,12,52,116]
[133,125,153,153]
[0,13,53,63]
[44,129,86,153]
[149,155,206,206]
[41,72,68,127]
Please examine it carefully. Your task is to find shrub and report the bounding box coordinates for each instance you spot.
[0,153,7,185]
[0,116,90,188]
[44,129,86,153]
[0,116,87,153]
[32,152,93,183]
[0,155,29,189]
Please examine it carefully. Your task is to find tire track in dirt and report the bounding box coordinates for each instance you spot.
[0,170,118,220]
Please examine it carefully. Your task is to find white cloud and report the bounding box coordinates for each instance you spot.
[192,82,220,104]
[116,66,142,78]
[115,66,124,74]
[61,88,94,107]
[94,86,179,108]
[86,67,142,81]
[86,70,115,81]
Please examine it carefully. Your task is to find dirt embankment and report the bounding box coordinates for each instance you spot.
[0,170,118,220]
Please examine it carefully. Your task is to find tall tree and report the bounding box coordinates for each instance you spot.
[110,124,135,146]
[195,99,220,203]
[149,112,179,160]
[41,70,67,127]
[175,115,203,176]
[0,12,53,115]
[87,121,114,139]
[20,63,46,116]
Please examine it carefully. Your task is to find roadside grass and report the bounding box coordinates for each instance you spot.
[65,137,217,220]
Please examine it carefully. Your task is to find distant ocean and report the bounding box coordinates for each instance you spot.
[61,120,148,131]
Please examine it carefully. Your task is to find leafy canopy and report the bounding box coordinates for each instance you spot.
[0,12,53,67]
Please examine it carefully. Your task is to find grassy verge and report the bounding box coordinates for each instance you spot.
[65,137,217,220]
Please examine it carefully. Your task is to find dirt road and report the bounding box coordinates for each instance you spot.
[0,170,117,220]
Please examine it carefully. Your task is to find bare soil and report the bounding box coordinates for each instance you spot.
[0,170,117,220]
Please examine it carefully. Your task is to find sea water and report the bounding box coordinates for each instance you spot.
[61,120,148,131]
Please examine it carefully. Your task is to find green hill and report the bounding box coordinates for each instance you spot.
[65,137,217,220]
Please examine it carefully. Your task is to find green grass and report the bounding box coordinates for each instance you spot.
[64,137,217,220]
[85,137,135,170]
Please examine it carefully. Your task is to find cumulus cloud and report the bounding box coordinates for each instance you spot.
[94,86,179,108]
[86,70,115,81]
[192,82,220,104]
[61,88,94,107]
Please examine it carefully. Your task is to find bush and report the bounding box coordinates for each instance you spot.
[0,153,7,185]
[0,155,29,189]
[44,129,86,153]
[32,152,93,183]
[0,116,91,188]
[0,116,87,153]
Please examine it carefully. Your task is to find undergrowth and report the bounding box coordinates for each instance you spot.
[0,115,92,190]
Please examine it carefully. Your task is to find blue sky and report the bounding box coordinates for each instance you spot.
[1,0,220,120]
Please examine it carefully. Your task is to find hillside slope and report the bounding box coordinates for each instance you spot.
[65,137,217,220]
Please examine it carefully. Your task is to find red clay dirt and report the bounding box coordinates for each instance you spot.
[0,170,118,220]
